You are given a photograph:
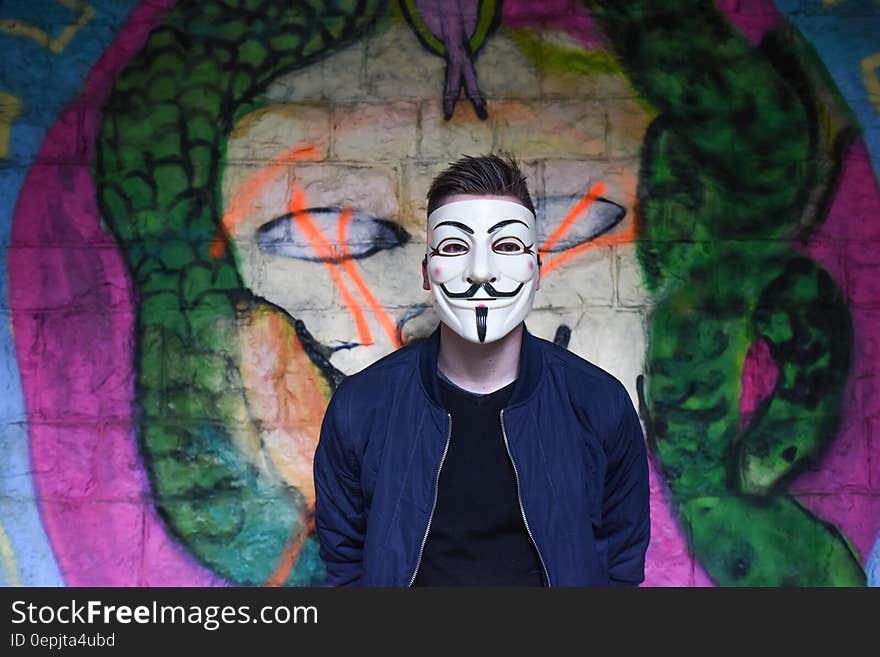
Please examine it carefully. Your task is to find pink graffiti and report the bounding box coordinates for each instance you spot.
[715,0,784,46]
[9,0,224,586]
[791,139,880,563]
[643,453,714,586]
[502,0,606,49]
[739,338,778,430]
[503,1,785,51]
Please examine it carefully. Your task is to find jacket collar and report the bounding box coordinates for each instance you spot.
[418,321,545,410]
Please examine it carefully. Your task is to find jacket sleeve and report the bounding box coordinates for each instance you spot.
[313,385,366,586]
[601,388,651,586]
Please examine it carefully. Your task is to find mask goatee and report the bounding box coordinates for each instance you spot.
[475,306,488,343]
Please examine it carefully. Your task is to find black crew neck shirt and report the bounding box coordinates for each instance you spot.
[411,370,545,586]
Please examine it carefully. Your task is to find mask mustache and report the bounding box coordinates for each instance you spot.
[440,281,524,299]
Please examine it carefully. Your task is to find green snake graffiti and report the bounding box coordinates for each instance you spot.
[95,0,386,585]
[588,1,864,584]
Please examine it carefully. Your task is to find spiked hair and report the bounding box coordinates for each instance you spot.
[426,153,535,217]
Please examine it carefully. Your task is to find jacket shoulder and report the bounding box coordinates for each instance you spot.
[538,335,628,397]
[320,339,422,459]
[534,335,644,461]
[328,338,421,406]
[534,334,635,433]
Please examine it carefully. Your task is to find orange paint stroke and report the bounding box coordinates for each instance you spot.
[265,516,314,587]
[536,181,639,276]
[542,219,638,276]
[210,144,320,258]
[336,207,403,349]
[288,184,374,346]
[538,181,606,255]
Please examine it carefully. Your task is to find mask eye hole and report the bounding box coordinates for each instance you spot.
[492,238,526,255]
[436,238,469,256]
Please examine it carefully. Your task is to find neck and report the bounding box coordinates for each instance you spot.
[437,322,523,394]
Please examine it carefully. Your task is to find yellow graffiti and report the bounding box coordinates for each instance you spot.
[0,93,22,160]
[0,520,22,587]
[863,52,880,114]
[0,0,94,54]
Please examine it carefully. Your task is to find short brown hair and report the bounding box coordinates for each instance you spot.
[426,154,535,216]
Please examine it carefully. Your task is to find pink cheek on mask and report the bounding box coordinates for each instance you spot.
[433,267,441,277]
[528,261,534,271]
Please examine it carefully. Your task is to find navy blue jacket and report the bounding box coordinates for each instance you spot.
[313,323,650,586]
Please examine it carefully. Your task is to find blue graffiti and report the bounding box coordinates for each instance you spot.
[773,0,880,183]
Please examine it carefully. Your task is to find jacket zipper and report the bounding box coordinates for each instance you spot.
[408,411,453,586]
[500,408,551,587]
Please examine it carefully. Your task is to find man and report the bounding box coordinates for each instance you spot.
[313,154,650,586]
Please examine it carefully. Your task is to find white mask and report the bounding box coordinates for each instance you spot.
[426,198,539,344]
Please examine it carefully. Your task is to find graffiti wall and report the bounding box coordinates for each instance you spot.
[1,0,878,586]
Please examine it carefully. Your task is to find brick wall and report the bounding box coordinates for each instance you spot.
[1,0,878,586]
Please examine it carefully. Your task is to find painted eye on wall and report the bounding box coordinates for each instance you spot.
[256,207,409,262]
[437,238,469,255]
[536,195,626,252]
[492,238,526,255]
